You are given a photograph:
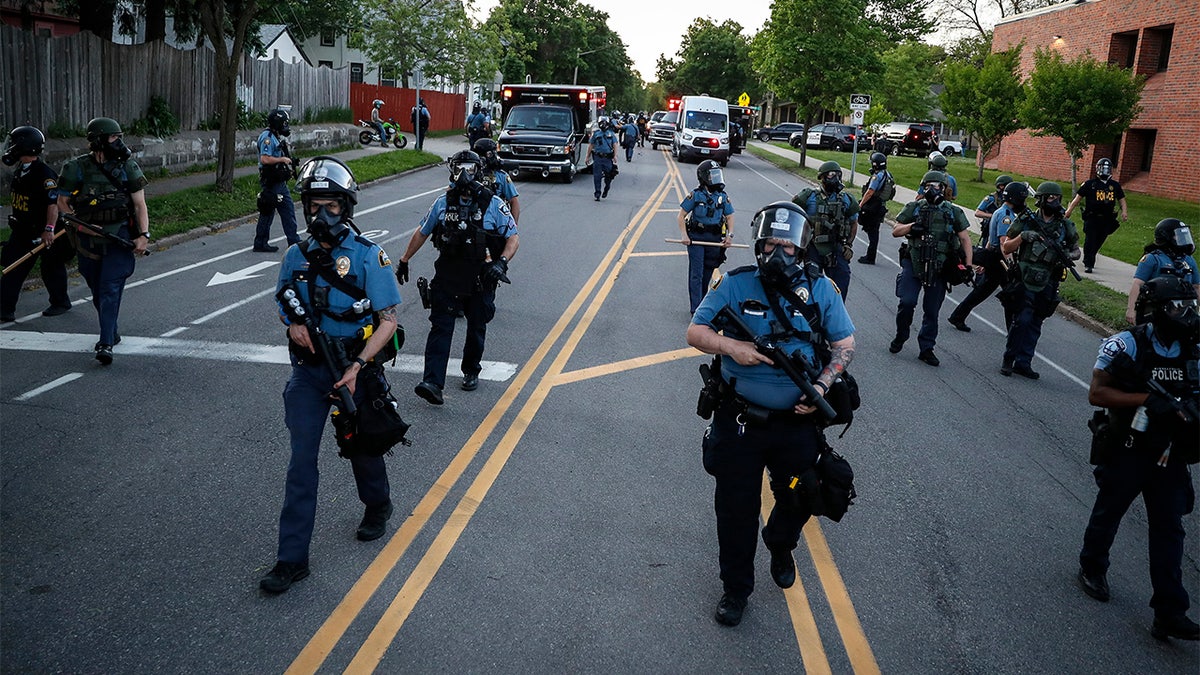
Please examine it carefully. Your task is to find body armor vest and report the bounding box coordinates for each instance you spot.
[801,189,848,255]
[687,189,726,234]
[1109,326,1200,463]
[1015,212,1076,292]
[432,195,505,295]
[906,204,960,282]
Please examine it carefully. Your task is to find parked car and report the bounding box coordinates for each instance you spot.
[797,123,868,152]
[753,122,806,142]
[937,139,963,156]
[875,121,936,156]
[648,110,678,149]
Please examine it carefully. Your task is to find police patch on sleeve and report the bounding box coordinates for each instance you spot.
[499,202,512,217]
[709,270,723,290]
[43,178,57,192]
[1100,335,1128,358]
[378,249,391,267]
[1138,254,1149,264]
[1001,217,1012,226]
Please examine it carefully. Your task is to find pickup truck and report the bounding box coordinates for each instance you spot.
[496,83,605,183]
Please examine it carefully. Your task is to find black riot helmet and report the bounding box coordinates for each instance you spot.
[750,201,812,289]
[1003,181,1030,210]
[2,125,46,166]
[472,100,482,113]
[1153,218,1195,256]
[1096,157,1113,179]
[473,138,499,169]
[697,159,724,191]
[994,174,1013,191]
[448,150,483,190]
[295,156,358,245]
[267,108,291,137]
[869,152,887,172]
[86,117,132,162]
[1135,275,1199,345]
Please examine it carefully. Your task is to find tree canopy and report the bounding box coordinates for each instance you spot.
[941,46,1025,181]
[655,18,759,103]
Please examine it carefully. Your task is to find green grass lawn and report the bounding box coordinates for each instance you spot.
[779,143,1200,267]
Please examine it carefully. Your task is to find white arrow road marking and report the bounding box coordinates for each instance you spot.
[207,261,279,287]
[0,331,518,382]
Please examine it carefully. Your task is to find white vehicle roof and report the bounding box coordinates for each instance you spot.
[680,95,729,113]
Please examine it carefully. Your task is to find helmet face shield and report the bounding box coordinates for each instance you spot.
[703,166,724,187]
[751,203,811,251]
[450,158,480,184]
[1171,225,1194,254]
[1096,158,1113,178]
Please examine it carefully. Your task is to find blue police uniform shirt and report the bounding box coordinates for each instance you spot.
[1134,250,1200,284]
[590,129,617,155]
[467,112,489,130]
[681,188,734,226]
[867,171,888,192]
[491,170,519,202]
[276,237,403,339]
[692,269,855,409]
[621,122,638,140]
[799,190,859,225]
[977,194,999,214]
[988,204,1017,248]
[257,130,284,167]
[419,193,517,239]
[1096,324,1181,371]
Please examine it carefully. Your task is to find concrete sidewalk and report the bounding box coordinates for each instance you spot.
[750,140,1136,297]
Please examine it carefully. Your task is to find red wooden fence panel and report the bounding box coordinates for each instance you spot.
[350,83,465,134]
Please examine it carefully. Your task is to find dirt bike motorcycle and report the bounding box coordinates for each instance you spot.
[358,118,408,148]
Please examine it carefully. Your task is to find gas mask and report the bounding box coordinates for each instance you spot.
[924,184,944,205]
[821,174,843,194]
[102,137,132,163]
[1039,195,1061,216]
[1155,298,1199,346]
[450,161,480,191]
[756,242,803,289]
[306,203,350,246]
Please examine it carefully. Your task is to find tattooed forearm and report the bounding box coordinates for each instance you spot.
[818,339,855,390]
[378,305,398,323]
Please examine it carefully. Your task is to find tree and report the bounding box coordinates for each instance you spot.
[940,46,1025,181]
[655,18,759,103]
[866,0,935,42]
[352,0,500,90]
[869,41,943,123]
[751,0,885,167]
[1021,47,1144,190]
[933,0,1059,40]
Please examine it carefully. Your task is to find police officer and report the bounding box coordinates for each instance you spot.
[974,175,1013,246]
[948,180,1028,332]
[889,171,973,366]
[1065,158,1128,273]
[1078,276,1199,641]
[636,111,649,148]
[998,181,1081,379]
[466,100,490,148]
[678,160,735,313]
[619,115,639,162]
[687,201,856,627]
[55,117,150,364]
[370,98,388,147]
[585,117,619,201]
[253,108,300,253]
[792,161,859,298]
[473,138,521,224]
[917,151,957,201]
[855,152,895,266]
[1,126,72,322]
[411,97,431,151]
[1126,219,1199,325]
[260,156,402,594]
[397,150,518,404]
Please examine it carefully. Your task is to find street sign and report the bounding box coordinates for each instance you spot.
[850,109,864,124]
[737,92,750,107]
[849,93,871,111]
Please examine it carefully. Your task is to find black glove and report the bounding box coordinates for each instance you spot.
[483,257,510,284]
[1020,230,1044,243]
[1145,388,1182,420]
[909,218,927,235]
[469,181,493,204]
[396,260,409,285]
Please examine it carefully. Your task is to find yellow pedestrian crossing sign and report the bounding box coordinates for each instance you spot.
[737,92,750,107]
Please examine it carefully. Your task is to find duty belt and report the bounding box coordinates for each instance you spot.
[720,394,812,426]
[596,153,614,158]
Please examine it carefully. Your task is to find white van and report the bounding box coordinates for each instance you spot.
[672,95,731,165]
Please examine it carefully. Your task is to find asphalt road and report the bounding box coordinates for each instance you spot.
[2,144,1196,673]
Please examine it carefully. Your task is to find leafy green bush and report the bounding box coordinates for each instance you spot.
[45,120,88,139]
[127,95,181,138]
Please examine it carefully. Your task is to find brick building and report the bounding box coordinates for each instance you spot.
[990,0,1198,203]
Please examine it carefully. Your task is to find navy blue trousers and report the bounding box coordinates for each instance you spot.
[276,363,390,564]
[76,236,135,346]
[1,229,72,315]
[254,181,300,249]
[422,285,496,388]
[1003,283,1058,368]
[592,156,614,198]
[808,248,851,300]
[895,258,947,352]
[687,233,725,313]
[1081,451,1193,615]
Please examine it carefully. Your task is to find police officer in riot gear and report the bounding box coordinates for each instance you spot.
[948,180,1026,332]
[398,150,519,403]
[889,171,973,366]
[687,201,856,627]
[855,152,895,266]
[55,117,150,364]
[473,137,521,224]
[466,100,490,147]
[261,156,403,594]
[411,97,431,151]
[792,161,859,298]
[585,117,619,201]
[1079,275,1199,641]
[918,151,957,201]
[1126,219,1198,325]
[678,160,735,313]
[1,125,72,322]
[253,108,299,252]
[974,175,1013,245]
[1065,157,1128,273]
[998,181,1082,379]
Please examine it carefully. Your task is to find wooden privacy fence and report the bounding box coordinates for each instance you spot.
[350,83,464,134]
[1,23,349,132]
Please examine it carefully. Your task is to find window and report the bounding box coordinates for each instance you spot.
[320,30,335,47]
[350,63,364,84]
[318,60,333,69]
[379,66,396,88]
[1107,31,1137,69]
[1136,24,1173,75]
[1123,128,1157,174]
[1138,129,1156,172]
